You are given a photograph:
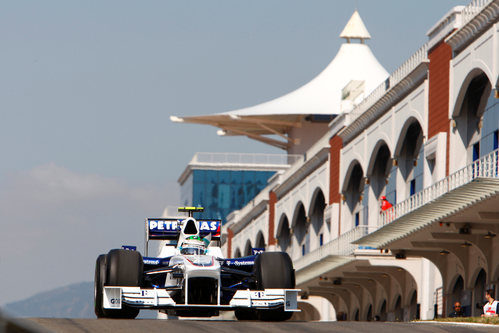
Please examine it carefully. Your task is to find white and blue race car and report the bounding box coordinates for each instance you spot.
[94,207,299,320]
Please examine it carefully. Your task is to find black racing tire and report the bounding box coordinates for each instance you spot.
[105,249,144,319]
[254,252,295,321]
[234,308,258,321]
[94,254,108,318]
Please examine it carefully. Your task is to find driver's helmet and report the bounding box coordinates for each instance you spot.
[180,236,207,255]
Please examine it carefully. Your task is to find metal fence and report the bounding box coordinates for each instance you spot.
[461,0,494,24]
[347,43,428,123]
[190,152,302,166]
[294,225,377,271]
[379,149,499,226]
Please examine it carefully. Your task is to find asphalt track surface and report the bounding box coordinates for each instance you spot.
[12,319,499,333]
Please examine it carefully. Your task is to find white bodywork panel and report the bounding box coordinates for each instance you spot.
[104,286,300,312]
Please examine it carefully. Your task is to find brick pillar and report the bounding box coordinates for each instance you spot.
[268,191,277,246]
[329,135,343,235]
[329,136,343,204]
[428,41,452,176]
[227,227,233,258]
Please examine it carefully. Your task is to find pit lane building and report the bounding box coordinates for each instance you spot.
[172,1,499,321]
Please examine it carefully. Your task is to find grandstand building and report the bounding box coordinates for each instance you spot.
[172,1,499,321]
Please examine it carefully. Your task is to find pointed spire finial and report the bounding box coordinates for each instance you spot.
[340,10,371,43]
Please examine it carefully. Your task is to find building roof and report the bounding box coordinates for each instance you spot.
[171,11,388,149]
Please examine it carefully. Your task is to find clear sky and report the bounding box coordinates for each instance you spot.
[1,0,461,306]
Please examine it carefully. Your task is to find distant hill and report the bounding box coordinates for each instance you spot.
[3,282,95,318]
[3,281,156,319]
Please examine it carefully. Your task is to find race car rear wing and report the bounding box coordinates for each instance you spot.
[144,217,221,256]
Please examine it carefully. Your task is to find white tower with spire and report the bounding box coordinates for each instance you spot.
[340,10,372,43]
[171,10,389,154]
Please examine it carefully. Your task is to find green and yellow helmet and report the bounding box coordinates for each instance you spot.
[180,235,207,255]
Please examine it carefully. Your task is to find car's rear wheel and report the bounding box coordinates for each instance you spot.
[254,252,295,321]
[105,249,144,319]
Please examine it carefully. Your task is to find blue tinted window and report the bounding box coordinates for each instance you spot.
[192,184,203,207]
[193,170,206,183]
[355,212,360,227]
[410,179,416,196]
[494,130,498,150]
[230,171,243,185]
[218,183,230,209]
[205,182,217,210]
[187,169,275,224]
[244,171,255,184]
[205,170,218,184]
[219,170,230,184]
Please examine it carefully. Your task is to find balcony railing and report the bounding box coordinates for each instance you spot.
[460,0,494,25]
[293,225,377,271]
[379,149,499,226]
[190,152,302,166]
[347,43,428,124]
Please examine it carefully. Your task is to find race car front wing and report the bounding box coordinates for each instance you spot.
[103,287,300,312]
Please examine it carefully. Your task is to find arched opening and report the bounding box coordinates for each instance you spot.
[292,302,322,321]
[309,189,326,249]
[343,161,365,228]
[255,231,265,249]
[393,295,403,322]
[292,203,308,257]
[453,72,494,168]
[244,240,253,257]
[472,269,487,317]
[366,304,373,321]
[233,248,241,258]
[368,142,392,199]
[395,120,424,200]
[353,308,360,321]
[449,275,464,317]
[367,142,392,227]
[276,215,291,253]
[408,290,418,320]
[378,299,387,322]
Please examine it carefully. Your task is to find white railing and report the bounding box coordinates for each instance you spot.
[347,43,428,124]
[380,149,499,226]
[390,44,428,88]
[190,152,302,166]
[293,225,377,271]
[461,0,494,25]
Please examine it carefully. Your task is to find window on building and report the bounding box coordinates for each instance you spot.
[494,130,498,150]
[301,244,306,256]
[428,157,436,174]
[410,179,416,196]
[319,233,324,246]
[473,142,480,161]
[355,212,360,227]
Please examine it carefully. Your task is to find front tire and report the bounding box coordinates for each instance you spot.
[254,252,295,321]
[102,249,143,319]
[94,254,108,318]
[234,308,258,321]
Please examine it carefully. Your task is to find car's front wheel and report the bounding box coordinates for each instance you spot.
[94,254,108,318]
[96,249,143,319]
[253,252,295,321]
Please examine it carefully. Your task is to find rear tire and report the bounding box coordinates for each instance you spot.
[105,249,143,319]
[254,252,295,321]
